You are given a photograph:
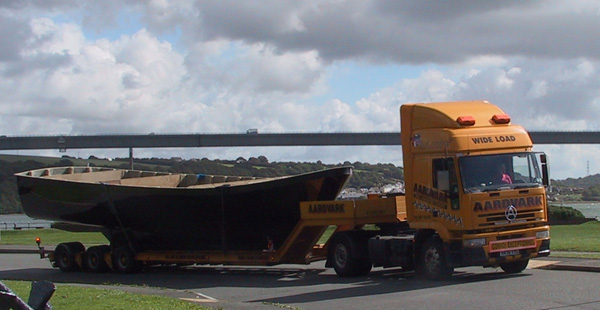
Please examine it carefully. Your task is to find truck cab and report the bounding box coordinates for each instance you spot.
[401,100,550,278]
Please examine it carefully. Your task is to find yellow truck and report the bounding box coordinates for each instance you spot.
[402,101,551,278]
[315,100,550,279]
[29,100,550,279]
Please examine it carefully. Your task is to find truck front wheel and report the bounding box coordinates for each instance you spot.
[419,237,453,280]
[330,232,371,277]
[500,259,529,274]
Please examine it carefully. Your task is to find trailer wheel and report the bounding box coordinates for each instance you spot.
[112,246,141,273]
[330,232,372,277]
[419,236,453,280]
[500,259,529,274]
[84,245,110,273]
[54,242,85,272]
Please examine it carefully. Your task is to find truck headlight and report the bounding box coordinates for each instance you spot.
[463,238,486,248]
[536,230,550,239]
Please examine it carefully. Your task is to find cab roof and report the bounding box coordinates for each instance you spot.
[404,100,508,130]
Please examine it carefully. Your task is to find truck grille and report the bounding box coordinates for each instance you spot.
[477,208,545,228]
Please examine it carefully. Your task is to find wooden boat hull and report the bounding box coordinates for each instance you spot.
[16,166,352,252]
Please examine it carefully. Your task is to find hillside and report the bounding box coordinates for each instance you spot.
[0,154,403,214]
[553,174,600,188]
[552,174,600,201]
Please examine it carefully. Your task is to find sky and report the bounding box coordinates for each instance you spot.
[1,1,600,180]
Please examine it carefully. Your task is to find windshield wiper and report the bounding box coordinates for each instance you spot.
[513,183,540,189]
[481,185,512,192]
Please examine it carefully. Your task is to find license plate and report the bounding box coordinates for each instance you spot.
[489,237,536,253]
[499,250,519,257]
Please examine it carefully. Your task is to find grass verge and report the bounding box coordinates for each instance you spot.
[550,252,600,259]
[0,229,107,246]
[1,280,209,310]
[550,221,600,252]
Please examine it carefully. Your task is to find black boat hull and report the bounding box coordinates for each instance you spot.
[16,167,352,252]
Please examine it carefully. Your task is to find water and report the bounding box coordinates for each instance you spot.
[0,214,53,230]
[559,202,600,220]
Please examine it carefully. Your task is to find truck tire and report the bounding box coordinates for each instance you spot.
[500,259,529,274]
[54,242,85,272]
[330,232,372,277]
[419,236,453,280]
[84,245,110,273]
[112,246,142,273]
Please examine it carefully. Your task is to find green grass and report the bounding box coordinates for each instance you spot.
[0,229,107,246]
[550,221,600,252]
[317,226,336,244]
[550,252,600,259]
[1,280,209,310]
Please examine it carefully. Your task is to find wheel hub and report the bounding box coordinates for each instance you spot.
[424,248,440,273]
[335,244,348,268]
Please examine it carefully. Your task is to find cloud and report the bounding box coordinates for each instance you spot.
[535,145,600,181]
[178,1,600,63]
[10,1,600,64]
[190,42,325,95]
[0,19,188,134]
[0,15,31,62]
[450,58,600,130]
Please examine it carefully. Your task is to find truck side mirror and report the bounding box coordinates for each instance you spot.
[540,154,550,187]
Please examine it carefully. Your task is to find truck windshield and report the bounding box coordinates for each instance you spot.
[459,152,544,193]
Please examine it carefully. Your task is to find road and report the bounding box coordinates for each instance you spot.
[1,254,600,310]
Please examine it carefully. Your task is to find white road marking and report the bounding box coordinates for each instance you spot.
[180,292,218,303]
